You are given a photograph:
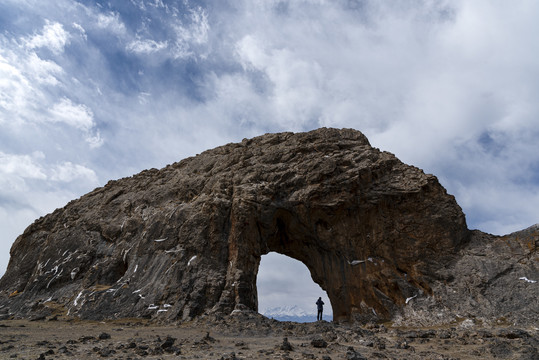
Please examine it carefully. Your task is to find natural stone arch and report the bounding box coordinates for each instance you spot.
[219,161,467,323]
[0,128,469,323]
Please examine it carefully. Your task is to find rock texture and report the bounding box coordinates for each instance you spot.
[0,128,537,325]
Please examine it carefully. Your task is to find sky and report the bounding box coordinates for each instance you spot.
[1,0,539,316]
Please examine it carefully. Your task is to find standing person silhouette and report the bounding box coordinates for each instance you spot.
[316,297,324,321]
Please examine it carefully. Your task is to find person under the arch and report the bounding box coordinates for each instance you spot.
[316,297,324,321]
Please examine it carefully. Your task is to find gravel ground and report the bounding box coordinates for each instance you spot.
[0,315,537,359]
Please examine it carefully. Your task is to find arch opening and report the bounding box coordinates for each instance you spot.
[256,252,333,322]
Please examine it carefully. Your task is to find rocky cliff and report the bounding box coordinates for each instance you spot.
[0,128,537,325]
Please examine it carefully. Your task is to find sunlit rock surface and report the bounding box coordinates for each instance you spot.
[0,128,537,325]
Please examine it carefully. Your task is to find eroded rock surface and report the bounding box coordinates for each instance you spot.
[0,128,536,325]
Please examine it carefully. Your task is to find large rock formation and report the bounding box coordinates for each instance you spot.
[0,128,537,325]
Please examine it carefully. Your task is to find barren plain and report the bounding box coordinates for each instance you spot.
[1,312,537,360]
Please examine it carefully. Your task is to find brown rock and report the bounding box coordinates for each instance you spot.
[0,128,535,325]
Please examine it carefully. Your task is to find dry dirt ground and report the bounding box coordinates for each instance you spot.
[0,314,537,360]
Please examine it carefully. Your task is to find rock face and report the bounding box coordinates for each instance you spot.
[0,128,537,325]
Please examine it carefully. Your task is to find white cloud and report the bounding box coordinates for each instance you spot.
[25,21,70,54]
[72,22,87,41]
[0,151,99,187]
[0,28,63,125]
[85,130,104,149]
[0,54,31,116]
[149,0,165,9]
[236,36,326,129]
[0,49,62,122]
[0,37,102,149]
[127,39,168,54]
[171,6,210,59]
[46,98,104,148]
[96,11,126,34]
[186,6,209,45]
[0,151,46,181]
[49,161,99,184]
[138,92,151,104]
[48,97,95,131]
[25,52,63,85]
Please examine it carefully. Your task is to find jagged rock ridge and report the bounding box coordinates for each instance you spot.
[0,128,537,325]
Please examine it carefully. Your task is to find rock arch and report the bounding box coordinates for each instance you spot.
[256,252,331,320]
[0,128,469,322]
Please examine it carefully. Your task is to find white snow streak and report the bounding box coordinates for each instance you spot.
[405,295,417,304]
[74,291,83,306]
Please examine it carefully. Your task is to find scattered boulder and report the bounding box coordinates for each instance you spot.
[96,346,114,357]
[346,346,367,360]
[280,337,293,351]
[219,352,239,360]
[98,332,111,340]
[488,339,514,358]
[310,338,328,348]
[497,328,530,339]
[160,336,176,349]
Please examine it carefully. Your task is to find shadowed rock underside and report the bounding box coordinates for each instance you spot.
[0,128,537,325]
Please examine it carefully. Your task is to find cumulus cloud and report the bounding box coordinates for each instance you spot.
[0,46,61,122]
[0,19,104,151]
[0,151,46,181]
[24,21,70,54]
[49,161,99,184]
[0,151,99,188]
[49,98,95,131]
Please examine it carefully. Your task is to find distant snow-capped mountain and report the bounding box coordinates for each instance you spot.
[261,305,332,323]
[262,305,309,317]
